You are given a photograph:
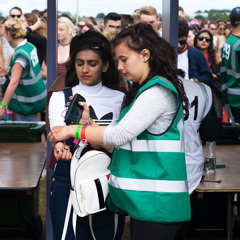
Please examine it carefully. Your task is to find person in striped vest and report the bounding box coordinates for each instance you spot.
[48,23,191,240]
[0,18,46,121]
[221,7,240,123]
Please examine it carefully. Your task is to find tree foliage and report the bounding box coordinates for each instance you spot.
[195,15,204,21]
[207,9,230,22]
[96,13,105,19]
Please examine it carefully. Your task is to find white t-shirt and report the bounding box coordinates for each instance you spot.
[178,49,189,80]
[49,81,124,129]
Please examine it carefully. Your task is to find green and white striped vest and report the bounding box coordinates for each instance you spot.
[221,34,240,108]
[8,41,46,115]
[107,76,191,222]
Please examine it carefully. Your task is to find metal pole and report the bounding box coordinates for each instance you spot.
[46,0,57,239]
[162,0,179,57]
[76,0,79,24]
[226,193,233,240]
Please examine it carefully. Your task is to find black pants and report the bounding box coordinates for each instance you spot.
[130,218,186,240]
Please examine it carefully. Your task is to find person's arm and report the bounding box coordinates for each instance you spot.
[0,66,7,77]
[189,49,213,84]
[0,63,22,119]
[41,60,47,80]
[28,18,42,32]
[48,85,178,147]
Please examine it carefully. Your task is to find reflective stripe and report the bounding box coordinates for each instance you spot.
[222,83,227,91]
[14,48,42,86]
[12,89,47,103]
[186,162,204,174]
[14,49,31,60]
[109,175,188,193]
[120,139,184,152]
[158,76,177,92]
[20,71,42,85]
[185,138,202,152]
[232,40,240,71]
[227,88,240,95]
[220,66,240,79]
[177,108,185,148]
[220,66,227,73]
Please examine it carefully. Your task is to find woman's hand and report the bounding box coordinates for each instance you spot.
[66,96,90,125]
[0,67,7,77]
[48,125,74,143]
[54,142,72,161]
[0,106,5,120]
[78,101,91,125]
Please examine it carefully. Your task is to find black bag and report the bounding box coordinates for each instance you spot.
[210,78,223,120]
[216,122,240,144]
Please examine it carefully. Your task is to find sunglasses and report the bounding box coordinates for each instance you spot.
[178,40,187,46]
[211,28,217,31]
[11,14,21,18]
[198,36,211,42]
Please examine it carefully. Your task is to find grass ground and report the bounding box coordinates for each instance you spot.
[1,175,239,240]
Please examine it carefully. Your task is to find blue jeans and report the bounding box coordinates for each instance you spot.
[16,113,37,121]
[49,160,125,240]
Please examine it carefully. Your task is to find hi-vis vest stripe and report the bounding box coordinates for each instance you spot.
[109,175,188,193]
[107,76,191,222]
[13,49,43,85]
[186,162,204,174]
[12,89,47,103]
[120,139,184,152]
[221,66,240,79]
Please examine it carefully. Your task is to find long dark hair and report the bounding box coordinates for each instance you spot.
[194,29,217,72]
[113,23,189,119]
[65,30,120,90]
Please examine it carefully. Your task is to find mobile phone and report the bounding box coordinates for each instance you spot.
[64,93,86,125]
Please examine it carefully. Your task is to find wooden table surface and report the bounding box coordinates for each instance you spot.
[0,142,46,190]
[196,145,240,192]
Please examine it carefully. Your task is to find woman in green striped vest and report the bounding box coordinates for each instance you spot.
[48,23,191,240]
[0,18,46,121]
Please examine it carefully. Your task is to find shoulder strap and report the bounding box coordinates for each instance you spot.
[61,142,86,240]
[63,87,73,107]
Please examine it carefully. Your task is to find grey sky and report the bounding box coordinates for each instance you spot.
[0,0,238,18]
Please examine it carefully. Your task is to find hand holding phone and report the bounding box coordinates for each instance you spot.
[64,94,86,125]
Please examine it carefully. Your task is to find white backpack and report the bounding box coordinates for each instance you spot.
[62,143,118,240]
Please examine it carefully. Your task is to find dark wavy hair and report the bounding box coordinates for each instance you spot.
[113,23,189,119]
[178,19,189,38]
[65,30,120,90]
[194,29,217,73]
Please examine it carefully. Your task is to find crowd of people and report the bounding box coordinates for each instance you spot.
[0,4,240,240]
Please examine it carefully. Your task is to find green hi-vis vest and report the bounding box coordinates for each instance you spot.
[221,34,240,108]
[8,41,46,115]
[107,76,191,222]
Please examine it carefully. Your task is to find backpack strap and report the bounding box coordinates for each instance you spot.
[89,213,119,240]
[63,87,73,108]
[61,142,86,240]
[61,196,73,240]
